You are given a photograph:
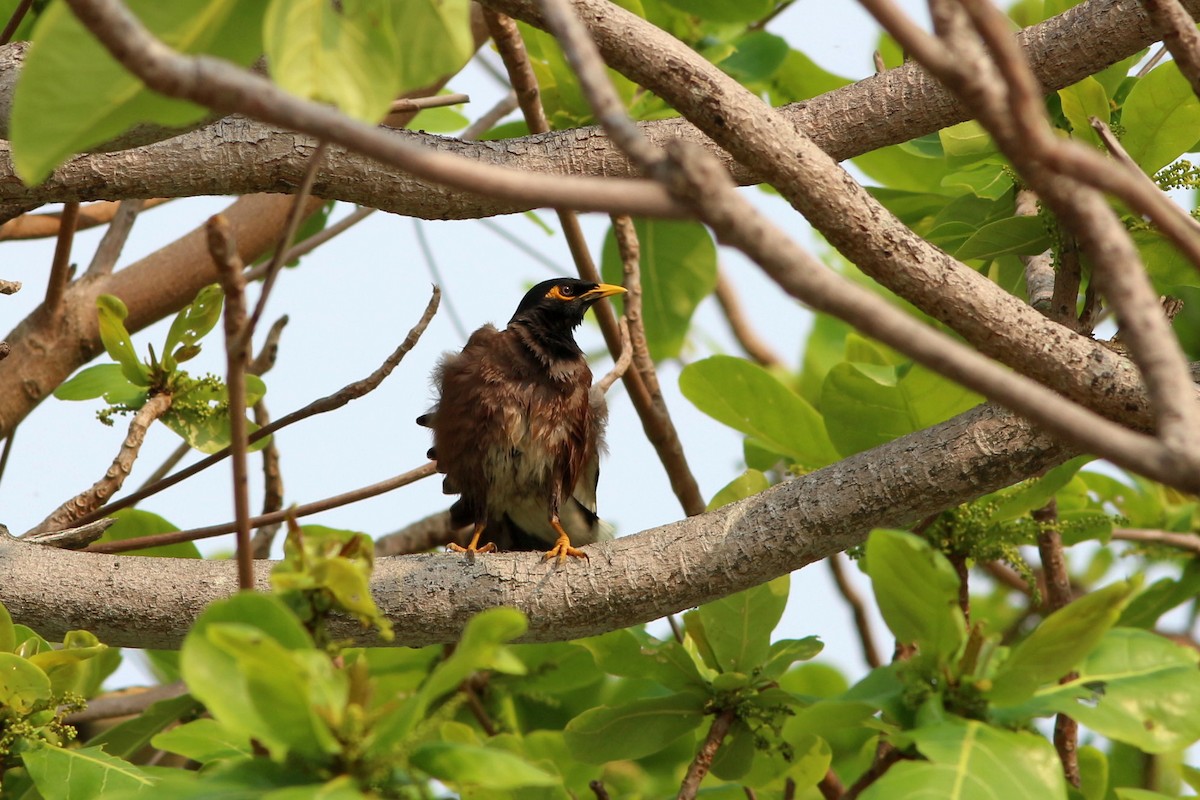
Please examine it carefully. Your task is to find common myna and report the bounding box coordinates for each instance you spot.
[418,278,626,562]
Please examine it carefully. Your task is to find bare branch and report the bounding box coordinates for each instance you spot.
[486,5,704,515]
[86,462,437,554]
[207,214,254,591]
[460,90,519,140]
[62,0,685,219]
[2,400,1079,649]
[247,142,328,340]
[828,553,882,669]
[0,200,169,242]
[72,287,441,526]
[24,517,116,550]
[26,392,172,535]
[388,92,471,114]
[677,708,737,800]
[374,509,464,557]
[714,270,785,367]
[593,316,631,396]
[85,199,144,277]
[65,681,188,725]
[1139,0,1200,99]
[0,0,32,46]
[1112,527,1200,554]
[43,201,80,318]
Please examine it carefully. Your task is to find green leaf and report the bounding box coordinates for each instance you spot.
[87,693,201,759]
[601,219,717,360]
[419,607,527,703]
[955,215,1053,261]
[1132,228,1200,292]
[22,745,156,799]
[697,576,789,673]
[94,508,201,558]
[163,284,223,370]
[152,718,254,764]
[0,651,52,713]
[707,469,770,511]
[265,0,402,123]
[11,0,266,184]
[658,0,772,24]
[53,364,144,404]
[261,777,369,800]
[821,361,983,456]
[719,31,788,83]
[680,355,840,470]
[768,49,851,105]
[205,624,346,760]
[0,600,15,653]
[863,721,1068,799]
[1120,560,1200,628]
[394,0,473,96]
[982,456,1092,524]
[410,742,560,789]
[1031,628,1200,752]
[564,691,707,762]
[28,629,108,695]
[761,636,824,680]
[1058,76,1109,146]
[96,295,149,386]
[988,580,1135,706]
[1078,745,1108,800]
[580,629,706,691]
[865,529,966,661]
[180,593,315,758]
[1120,62,1200,175]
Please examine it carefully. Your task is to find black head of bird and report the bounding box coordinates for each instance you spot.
[418,278,626,563]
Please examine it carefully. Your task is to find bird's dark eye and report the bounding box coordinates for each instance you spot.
[559,284,575,297]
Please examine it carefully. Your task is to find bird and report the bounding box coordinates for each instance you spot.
[418,278,626,563]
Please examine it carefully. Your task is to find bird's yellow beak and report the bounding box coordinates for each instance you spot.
[584,284,627,301]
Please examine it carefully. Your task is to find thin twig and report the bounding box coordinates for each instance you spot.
[0,199,170,242]
[247,142,328,341]
[843,741,903,800]
[72,287,441,526]
[1112,527,1200,554]
[1033,500,1080,787]
[1142,0,1200,97]
[462,678,498,736]
[0,428,14,489]
[611,213,705,514]
[413,220,468,341]
[818,770,845,800]
[247,315,289,558]
[85,199,144,277]
[25,392,173,536]
[245,206,375,282]
[589,780,611,800]
[828,553,882,668]
[461,91,519,140]
[1137,43,1169,77]
[63,0,685,219]
[677,708,737,800]
[207,214,254,591]
[86,462,437,554]
[388,92,470,114]
[43,202,80,318]
[136,442,189,493]
[65,681,188,725]
[0,0,33,45]
[593,317,632,396]
[374,509,463,556]
[714,270,784,367]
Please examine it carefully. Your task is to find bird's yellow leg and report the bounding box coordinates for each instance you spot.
[543,515,587,563]
[449,522,497,555]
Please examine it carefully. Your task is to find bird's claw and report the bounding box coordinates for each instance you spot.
[543,541,588,564]
[449,541,497,557]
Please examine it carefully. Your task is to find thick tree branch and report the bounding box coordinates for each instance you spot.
[0,0,1188,215]
[481,0,1195,441]
[2,401,1076,649]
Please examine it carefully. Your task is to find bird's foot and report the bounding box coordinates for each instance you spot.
[543,536,587,564]
[449,541,497,557]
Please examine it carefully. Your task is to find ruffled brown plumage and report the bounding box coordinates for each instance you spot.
[418,278,625,562]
